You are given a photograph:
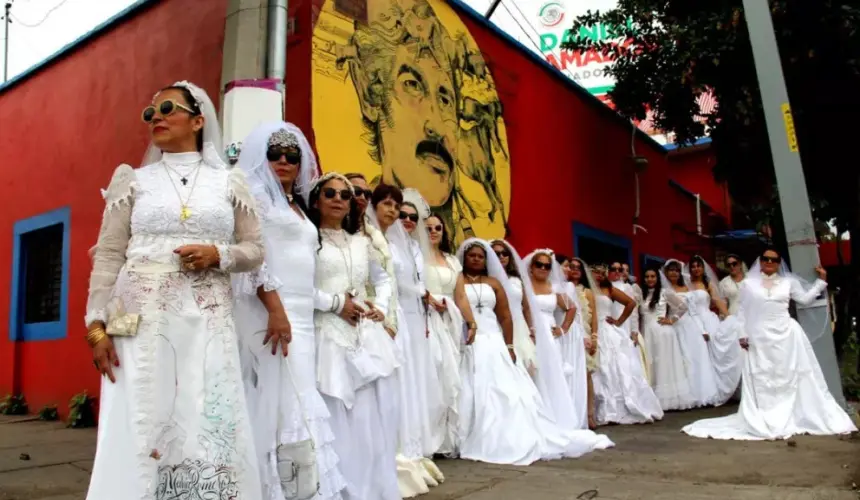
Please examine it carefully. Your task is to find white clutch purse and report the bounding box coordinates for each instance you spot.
[105,297,140,337]
[275,356,319,500]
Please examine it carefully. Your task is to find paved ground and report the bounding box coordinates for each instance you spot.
[1,405,858,500]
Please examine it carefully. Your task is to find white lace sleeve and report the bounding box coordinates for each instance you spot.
[217,168,264,273]
[368,238,394,316]
[85,164,135,326]
[655,291,668,318]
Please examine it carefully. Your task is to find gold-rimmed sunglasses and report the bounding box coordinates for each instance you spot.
[142,99,198,123]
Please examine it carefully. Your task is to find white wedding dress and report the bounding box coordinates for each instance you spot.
[425,255,465,455]
[458,283,577,465]
[668,291,720,407]
[640,291,696,411]
[509,277,539,376]
[683,276,857,440]
[234,199,346,500]
[314,228,401,500]
[85,154,263,499]
[689,288,743,405]
[592,293,664,425]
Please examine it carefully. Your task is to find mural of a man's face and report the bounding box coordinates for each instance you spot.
[380,43,458,206]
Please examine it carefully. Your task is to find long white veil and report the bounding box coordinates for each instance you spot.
[234,121,319,223]
[659,259,690,314]
[689,255,724,300]
[402,188,434,271]
[141,81,227,169]
[519,248,580,428]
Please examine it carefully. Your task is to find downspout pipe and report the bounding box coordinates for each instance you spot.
[267,0,288,83]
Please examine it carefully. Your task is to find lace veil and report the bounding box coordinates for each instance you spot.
[141,81,227,169]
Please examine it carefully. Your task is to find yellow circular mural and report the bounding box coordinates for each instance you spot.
[312,0,511,247]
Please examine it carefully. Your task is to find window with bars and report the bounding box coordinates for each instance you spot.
[21,224,64,324]
[10,207,70,342]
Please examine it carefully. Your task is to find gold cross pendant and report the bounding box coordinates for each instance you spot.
[180,206,191,222]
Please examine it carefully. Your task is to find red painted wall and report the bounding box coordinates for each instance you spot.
[668,148,731,221]
[0,0,727,410]
[0,0,227,414]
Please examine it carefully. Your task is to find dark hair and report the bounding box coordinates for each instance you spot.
[555,253,571,266]
[463,242,489,276]
[760,246,781,259]
[664,261,686,287]
[725,253,741,264]
[490,240,520,278]
[371,183,403,207]
[427,212,452,254]
[160,85,203,151]
[571,257,589,288]
[688,255,710,288]
[307,177,361,251]
[642,265,662,310]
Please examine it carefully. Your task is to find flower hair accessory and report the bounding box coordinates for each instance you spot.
[310,172,355,195]
[170,80,204,108]
[533,248,555,257]
[268,129,301,150]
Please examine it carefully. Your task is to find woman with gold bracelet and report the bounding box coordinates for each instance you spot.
[84,82,264,499]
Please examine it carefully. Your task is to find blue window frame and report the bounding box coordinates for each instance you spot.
[9,207,71,342]
[572,222,632,269]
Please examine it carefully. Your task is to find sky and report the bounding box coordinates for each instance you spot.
[1,0,136,82]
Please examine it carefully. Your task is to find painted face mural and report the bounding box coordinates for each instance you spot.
[312,0,511,247]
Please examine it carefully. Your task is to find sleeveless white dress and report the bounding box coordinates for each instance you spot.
[234,199,346,500]
[458,283,576,465]
[639,290,696,411]
[314,229,401,500]
[85,154,263,499]
[689,288,743,405]
[592,293,664,425]
[425,255,465,455]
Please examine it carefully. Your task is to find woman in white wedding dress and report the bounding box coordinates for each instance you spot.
[662,260,720,407]
[457,239,609,465]
[367,187,443,496]
[490,240,539,377]
[85,82,263,499]
[639,266,695,411]
[233,122,346,499]
[590,264,663,425]
[564,257,600,429]
[687,255,743,405]
[683,248,857,440]
[308,173,401,500]
[524,250,587,428]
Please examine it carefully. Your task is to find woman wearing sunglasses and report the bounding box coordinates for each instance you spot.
[306,172,402,499]
[683,248,857,440]
[424,213,475,456]
[367,185,445,496]
[84,82,264,498]
[562,256,601,429]
[490,240,539,378]
[232,122,347,499]
[718,254,747,316]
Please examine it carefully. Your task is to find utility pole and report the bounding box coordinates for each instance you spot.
[742,0,846,407]
[3,2,11,83]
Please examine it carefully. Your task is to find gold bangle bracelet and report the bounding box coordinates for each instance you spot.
[86,330,108,347]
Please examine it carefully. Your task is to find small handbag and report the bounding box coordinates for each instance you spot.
[105,297,140,337]
[275,357,319,500]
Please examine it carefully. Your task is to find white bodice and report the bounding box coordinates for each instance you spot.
[466,282,497,324]
[639,290,668,322]
[508,277,524,306]
[316,230,373,300]
[720,276,743,315]
[533,293,559,327]
[595,293,613,322]
[689,289,712,315]
[259,204,318,298]
[426,255,461,297]
[127,155,238,267]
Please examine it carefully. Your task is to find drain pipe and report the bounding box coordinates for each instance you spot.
[267,0,288,84]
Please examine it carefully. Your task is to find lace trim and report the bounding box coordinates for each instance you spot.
[227,168,257,217]
[217,244,234,272]
[364,226,398,332]
[104,164,137,213]
[233,262,284,295]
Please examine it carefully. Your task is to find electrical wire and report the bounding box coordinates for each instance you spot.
[499,1,581,82]
[11,0,69,28]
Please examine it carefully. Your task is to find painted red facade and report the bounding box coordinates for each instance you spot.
[0,0,727,413]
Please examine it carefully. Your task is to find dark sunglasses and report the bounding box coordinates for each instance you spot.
[533,261,552,270]
[267,147,302,164]
[495,250,510,258]
[427,224,443,232]
[353,188,373,199]
[142,99,197,123]
[322,187,353,201]
[761,255,781,264]
[399,212,419,222]
[727,260,740,267]
[609,266,622,272]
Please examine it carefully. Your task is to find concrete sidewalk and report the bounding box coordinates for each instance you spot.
[1,406,858,500]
